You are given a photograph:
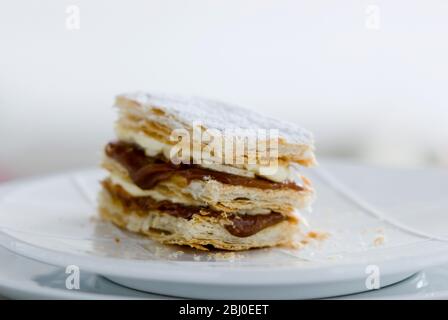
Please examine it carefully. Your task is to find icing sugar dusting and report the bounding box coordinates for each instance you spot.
[119,92,314,146]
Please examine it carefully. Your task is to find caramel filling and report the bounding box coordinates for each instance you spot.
[103,180,290,238]
[105,141,302,191]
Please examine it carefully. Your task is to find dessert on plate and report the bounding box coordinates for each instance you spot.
[99,92,316,250]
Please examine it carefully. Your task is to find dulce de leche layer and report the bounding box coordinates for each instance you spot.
[105,141,302,191]
[103,180,291,238]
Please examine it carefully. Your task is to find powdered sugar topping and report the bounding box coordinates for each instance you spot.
[118,92,314,146]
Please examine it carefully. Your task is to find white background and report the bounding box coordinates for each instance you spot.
[1,0,447,178]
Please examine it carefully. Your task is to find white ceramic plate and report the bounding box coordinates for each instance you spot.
[1,244,448,300]
[0,161,448,299]
[0,245,166,300]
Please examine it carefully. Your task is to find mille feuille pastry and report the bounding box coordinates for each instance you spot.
[99,92,316,250]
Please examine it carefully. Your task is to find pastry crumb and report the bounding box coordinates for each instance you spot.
[307,231,329,241]
[193,254,202,261]
[169,250,185,259]
[208,252,244,261]
[373,235,385,246]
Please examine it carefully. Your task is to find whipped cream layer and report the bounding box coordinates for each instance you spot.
[115,124,301,183]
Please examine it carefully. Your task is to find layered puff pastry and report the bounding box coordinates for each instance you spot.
[99,92,316,251]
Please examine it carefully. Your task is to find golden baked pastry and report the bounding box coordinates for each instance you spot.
[99,92,316,251]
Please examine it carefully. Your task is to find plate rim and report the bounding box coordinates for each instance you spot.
[2,228,448,285]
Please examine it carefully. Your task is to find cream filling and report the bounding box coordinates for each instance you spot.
[115,125,169,158]
[109,173,202,206]
[115,125,300,183]
[108,173,283,215]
